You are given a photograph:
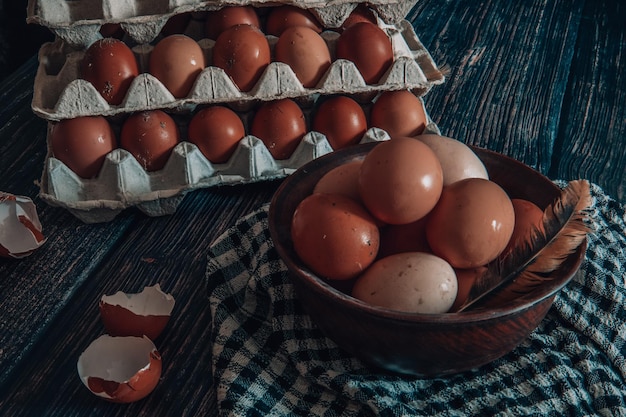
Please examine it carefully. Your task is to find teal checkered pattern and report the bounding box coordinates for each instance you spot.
[206,182,626,417]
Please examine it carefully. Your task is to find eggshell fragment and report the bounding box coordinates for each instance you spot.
[0,192,46,258]
[99,284,175,341]
[77,335,162,403]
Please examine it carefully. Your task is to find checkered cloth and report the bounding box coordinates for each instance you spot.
[206,181,626,417]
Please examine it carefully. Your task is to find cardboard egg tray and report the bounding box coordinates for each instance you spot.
[29,0,446,222]
[27,0,419,48]
[39,99,441,223]
[32,18,444,121]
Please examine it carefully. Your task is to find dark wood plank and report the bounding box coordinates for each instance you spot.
[549,0,626,202]
[0,56,48,198]
[0,57,139,389]
[0,182,278,417]
[408,0,585,177]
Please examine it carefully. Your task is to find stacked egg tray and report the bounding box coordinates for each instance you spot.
[27,0,445,223]
[27,0,423,48]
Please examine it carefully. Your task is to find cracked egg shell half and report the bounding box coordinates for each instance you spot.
[99,284,175,341]
[0,192,45,259]
[77,335,162,403]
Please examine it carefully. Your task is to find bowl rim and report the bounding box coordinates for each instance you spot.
[268,141,587,324]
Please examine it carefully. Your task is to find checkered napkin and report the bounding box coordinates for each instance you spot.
[205,182,626,417]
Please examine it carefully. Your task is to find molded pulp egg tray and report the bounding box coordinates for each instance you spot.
[27,0,445,223]
[28,0,424,48]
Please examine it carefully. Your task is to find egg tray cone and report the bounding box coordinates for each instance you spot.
[39,121,441,223]
[27,0,419,48]
[32,19,444,121]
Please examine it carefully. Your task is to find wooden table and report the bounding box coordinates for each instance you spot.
[0,1,624,415]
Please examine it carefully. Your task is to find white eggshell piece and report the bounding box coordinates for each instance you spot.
[417,134,489,186]
[101,284,175,316]
[0,192,46,258]
[77,335,159,399]
[352,252,458,314]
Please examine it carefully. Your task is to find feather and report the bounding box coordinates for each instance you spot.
[424,63,452,82]
[456,179,593,312]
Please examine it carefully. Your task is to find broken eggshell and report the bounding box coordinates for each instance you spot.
[99,284,175,340]
[0,192,46,258]
[77,335,162,403]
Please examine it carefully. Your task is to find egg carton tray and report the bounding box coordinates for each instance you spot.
[27,0,418,48]
[32,19,444,122]
[39,115,441,224]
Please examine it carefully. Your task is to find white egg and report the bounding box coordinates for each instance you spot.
[352,252,458,314]
[417,134,489,186]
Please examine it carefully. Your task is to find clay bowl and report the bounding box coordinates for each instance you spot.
[268,141,586,377]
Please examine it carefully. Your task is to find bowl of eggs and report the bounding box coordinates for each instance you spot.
[268,135,587,376]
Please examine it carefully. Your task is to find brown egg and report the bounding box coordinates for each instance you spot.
[265,5,323,36]
[370,90,428,137]
[50,116,117,179]
[205,6,260,40]
[312,96,367,149]
[99,284,175,341]
[449,266,487,312]
[187,106,245,163]
[250,99,306,160]
[120,110,180,171]
[502,198,545,256]
[313,160,363,202]
[336,4,377,31]
[291,193,380,280]
[99,23,125,39]
[213,24,271,92]
[81,38,139,105]
[160,12,192,36]
[335,22,393,84]
[378,216,431,259]
[274,26,331,88]
[359,137,443,225]
[77,335,162,403]
[426,178,516,269]
[149,34,205,98]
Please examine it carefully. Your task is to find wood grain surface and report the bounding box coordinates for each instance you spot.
[0,1,623,416]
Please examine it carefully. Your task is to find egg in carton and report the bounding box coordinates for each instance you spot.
[30,0,446,222]
[27,0,419,48]
[31,17,444,121]
[39,97,441,223]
